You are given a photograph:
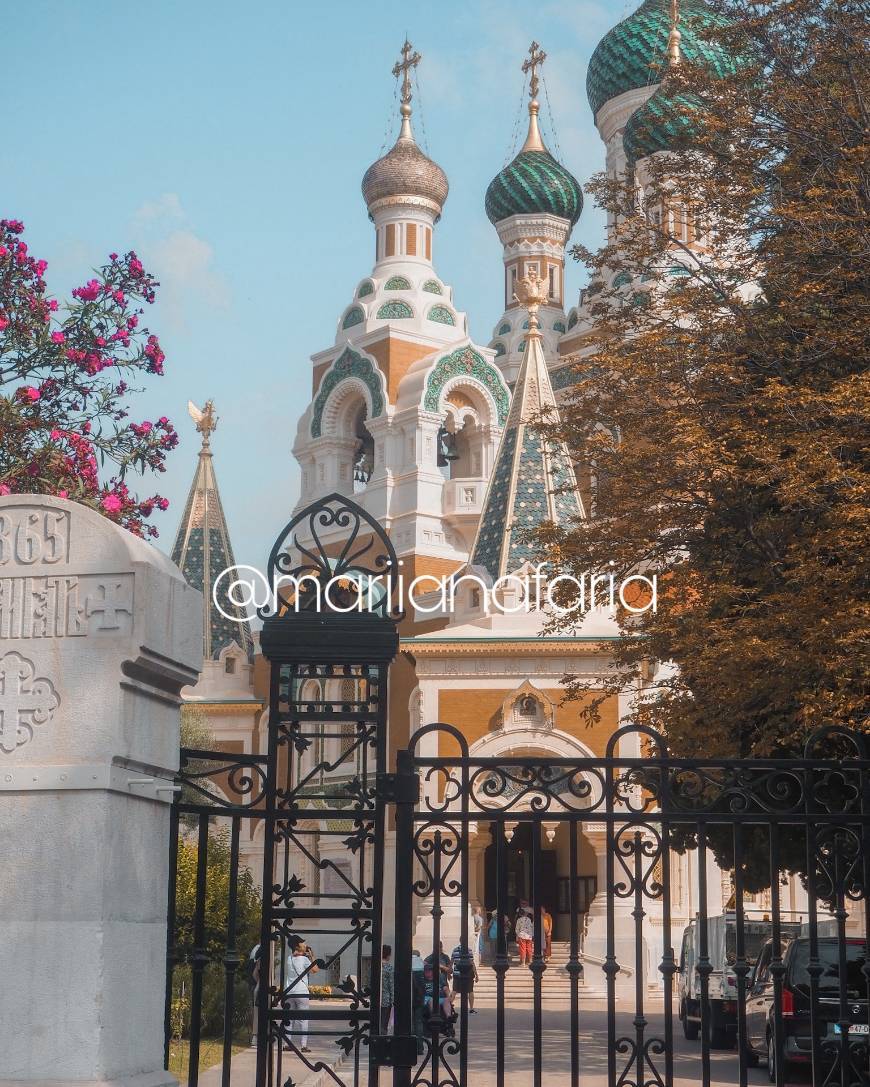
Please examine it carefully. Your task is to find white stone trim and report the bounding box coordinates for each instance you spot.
[0,760,180,803]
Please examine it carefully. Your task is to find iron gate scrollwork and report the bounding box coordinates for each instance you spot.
[165,494,401,1087]
[166,494,870,1087]
[390,723,870,1087]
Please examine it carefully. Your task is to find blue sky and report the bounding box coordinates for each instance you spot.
[6,0,633,568]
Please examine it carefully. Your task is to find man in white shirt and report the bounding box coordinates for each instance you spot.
[285,939,319,1054]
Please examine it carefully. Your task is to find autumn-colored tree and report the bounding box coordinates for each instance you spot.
[0,219,176,536]
[540,0,869,773]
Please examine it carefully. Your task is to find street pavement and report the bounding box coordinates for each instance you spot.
[195,999,815,1086]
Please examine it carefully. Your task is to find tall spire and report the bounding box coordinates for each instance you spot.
[470,271,585,580]
[392,38,422,141]
[667,0,682,66]
[520,40,548,153]
[171,400,254,662]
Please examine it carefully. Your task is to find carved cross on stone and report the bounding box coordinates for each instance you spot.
[87,580,133,631]
[0,651,60,753]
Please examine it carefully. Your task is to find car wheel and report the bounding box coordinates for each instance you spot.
[766,1034,775,1083]
[681,1002,699,1040]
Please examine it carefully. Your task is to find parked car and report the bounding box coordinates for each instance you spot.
[678,912,803,1047]
[746,936,869,1080]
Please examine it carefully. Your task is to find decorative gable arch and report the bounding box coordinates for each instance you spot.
[423,345,511,426]
[310,346,386,438]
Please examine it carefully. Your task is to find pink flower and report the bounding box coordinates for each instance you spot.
[0,316,8,331]
[35,259,48,275]
[0,484,11,496]
[21,386,40,402]
[50,429,61,441]
[112,290,125,305]
[58,490,68,498]
[72,279,101,303]
[101,494,123,514]
[0,247,7,258]
[157,497,169,511]
[109,252,118,260]
[51,331,65,344]
[48,299,58,312]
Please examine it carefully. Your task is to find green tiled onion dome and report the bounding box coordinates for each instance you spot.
[586,0,735,121]
[485,149,583,227]
[623,87,703,163]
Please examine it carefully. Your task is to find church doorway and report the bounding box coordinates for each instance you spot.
[482,821,597,940]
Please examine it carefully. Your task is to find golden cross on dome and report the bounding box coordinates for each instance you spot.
[392,38,421,107]
[522,40,547,101]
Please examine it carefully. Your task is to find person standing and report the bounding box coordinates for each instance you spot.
[542,906,553,963]
[515,909,534,966]
[451,943,479,1013]
[471,906,484,967]
[380,944,394,1034]
[411,949,426,1054]
[285,939,318,1054]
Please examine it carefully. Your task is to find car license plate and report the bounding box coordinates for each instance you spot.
[834,1023,869,1034]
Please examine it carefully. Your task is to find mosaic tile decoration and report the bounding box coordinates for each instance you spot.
[553,320,567,333]
[623,88,703,163]
[357,281,374,298]
[384,275,412,290]
[171,456,254,661]
[342,306,365,329]
[470,427,517,576]
[423,345,511,424]
[485,149,583,226]
[586,0,736,120]
[376,300,413,319]
[427,305,455,325]
[469,334,586,580]
[310,346,385,438]
[422,279,443,294]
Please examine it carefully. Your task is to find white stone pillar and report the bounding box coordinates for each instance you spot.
[0,496,202,1087]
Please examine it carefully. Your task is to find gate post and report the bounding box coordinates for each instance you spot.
[254,495,400,1085]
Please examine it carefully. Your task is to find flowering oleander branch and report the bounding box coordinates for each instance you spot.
[0,219,176,537]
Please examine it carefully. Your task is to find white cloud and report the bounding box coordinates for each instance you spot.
[130,194,230,331]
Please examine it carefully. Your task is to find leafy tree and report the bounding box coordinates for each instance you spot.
[541,0,868,759]
[173,830,262,1038]
[0,219,177,536]
[536,0,868,888]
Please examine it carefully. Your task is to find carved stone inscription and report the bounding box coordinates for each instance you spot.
[0,650,60,753]
[0,575,134,638]
[0,506,133,637]
[0,508,71,566]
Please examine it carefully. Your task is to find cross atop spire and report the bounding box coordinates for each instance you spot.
[522,40,547,101]
[393,38,421,130]
[519,41,548,153]
[667,0,682,66]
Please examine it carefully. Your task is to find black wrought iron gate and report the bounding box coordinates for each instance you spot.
[165,495,870,1087]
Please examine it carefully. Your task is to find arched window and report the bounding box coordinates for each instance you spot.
[428,305,455,325]
[377,300,413,319]
[351,404,374,493]
[498,322,511,335]
[384,275,412,290]
[422,279,442,294]
[342,306,365,329]
[492,342,506,357]
[357,281,374,298]
[553,320,567,333]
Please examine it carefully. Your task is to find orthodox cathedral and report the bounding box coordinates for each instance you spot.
[173,1,795,989]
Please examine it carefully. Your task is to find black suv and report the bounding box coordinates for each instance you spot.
[746,936,869,1080]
